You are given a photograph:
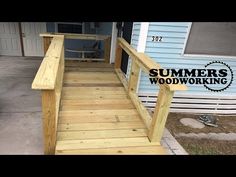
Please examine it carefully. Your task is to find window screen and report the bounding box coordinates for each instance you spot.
[184,22,236,56]
[57,23,83,34]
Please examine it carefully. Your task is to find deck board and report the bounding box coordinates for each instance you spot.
[56,146,166,155]
[55,62,166,154]
[59,115,142,124]
[56,137,160,150]
[57,129,147,140]
[58,122,146,131]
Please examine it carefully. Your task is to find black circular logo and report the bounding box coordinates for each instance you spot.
[204,61,234,92]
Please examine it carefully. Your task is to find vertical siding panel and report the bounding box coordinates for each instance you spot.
[126,22,141,79]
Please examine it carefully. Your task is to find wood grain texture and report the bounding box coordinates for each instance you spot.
[43,37,52,54]
[117,38,187,91]
[58,122,145,131]
[115,69,128,91]
[56,137,160,151]
[32,35,65,155]
[148,86,174,142]
[32,36,64,90]
[128,60,140,94]
[56,63,167,154]
[56,146,166,155]
[59,115,141,124]
[40,33,110,40]
[32,35,170,155]
[42,90,56,154]
[114,41,122,68]
[129,92,152,129]
[104,36,111,63]
[57,129,147,140]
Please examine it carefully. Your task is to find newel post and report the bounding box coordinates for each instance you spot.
[114,41,122,68]
[43,37,53,54]
[104,36,111,63]
[148,86,174,142]
[42,90,57,154]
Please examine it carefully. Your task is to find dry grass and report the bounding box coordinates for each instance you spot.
[166,113,236,155]
[166,113,236,134]
[176,138,236,155]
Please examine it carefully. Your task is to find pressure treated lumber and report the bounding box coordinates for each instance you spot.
[42,90,56,154]
[32,34,186,155]
[32,36,64,90]
[40,33,110,40]
[117,38,187,91]
[32,35,65,155]
[148,87,174,142]
[114,41,122,68]
[56,146,166,155]
[54,61,167,154]
[104,36,111,63]
[43,37,52,54]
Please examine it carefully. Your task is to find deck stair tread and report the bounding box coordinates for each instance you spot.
[55,62,166,154]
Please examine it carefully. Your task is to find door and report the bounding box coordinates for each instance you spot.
[121,22,133,74]
[0,23,22,56]
[21,22,47,56]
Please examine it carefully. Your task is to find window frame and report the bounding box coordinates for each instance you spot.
[182,22,236,59]
[55,22,85,34]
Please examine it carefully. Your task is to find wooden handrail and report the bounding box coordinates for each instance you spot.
[32,35,64,154]
[33,33,111,154]
[116,38,187,91]
[40,33,111,63]
[114,37,188,143]
[32,35,64,89]
[40,33,110,40]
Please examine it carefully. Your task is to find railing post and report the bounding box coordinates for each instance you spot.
[114,41,122,68]
[42,90,56,154]
[104,36,111,63]
[128,59,139,94]
[33,35,65,155]
[43,37,52,54]
[148,86,174,142]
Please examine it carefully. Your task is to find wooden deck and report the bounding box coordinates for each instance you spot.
[32,34,186,155]
[55,62,166,154]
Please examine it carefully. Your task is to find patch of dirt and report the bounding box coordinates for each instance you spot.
[165,113,236,155]
[166,113,236,135]
[176,138,236,155]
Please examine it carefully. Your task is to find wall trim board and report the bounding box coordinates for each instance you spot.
[136,22,149,93]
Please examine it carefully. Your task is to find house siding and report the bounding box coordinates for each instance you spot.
[130,22,236,96]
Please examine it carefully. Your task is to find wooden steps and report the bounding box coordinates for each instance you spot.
[55,62,166,155]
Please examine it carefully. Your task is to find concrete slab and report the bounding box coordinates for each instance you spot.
[0,112,43,154]
[0,56,43,154]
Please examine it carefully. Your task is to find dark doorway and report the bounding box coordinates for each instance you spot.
[121,22,133,74]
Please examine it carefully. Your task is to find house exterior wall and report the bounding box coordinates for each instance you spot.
[127,22,236,114]
[128,22,236,96]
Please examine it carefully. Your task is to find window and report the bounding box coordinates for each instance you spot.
[56,22,84,34]
[184,22,236,57]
